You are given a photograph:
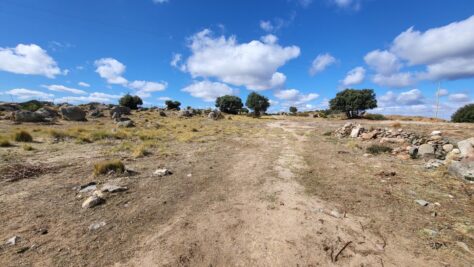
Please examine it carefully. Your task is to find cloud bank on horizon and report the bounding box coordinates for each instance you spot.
[0,0,472,119]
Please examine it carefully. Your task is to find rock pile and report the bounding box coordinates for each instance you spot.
[334,123,473,181]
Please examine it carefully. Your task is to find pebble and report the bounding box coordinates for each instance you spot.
[101,183,128,193]
[89,221,106,231]
[415,199,429,206]
[153,168,172,177]
[6,236,20,246]
[82,194,105,209]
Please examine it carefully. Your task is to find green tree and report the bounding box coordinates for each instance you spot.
[165,100,181,110]
[451,103,474,123]
[245,92,270,117]
[240,107,249,114]
[329,89,377,119]
[289,106,297,114]
[119,94,143,110]
[215,95,243,114]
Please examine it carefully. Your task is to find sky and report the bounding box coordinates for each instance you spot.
[0,0,473,119]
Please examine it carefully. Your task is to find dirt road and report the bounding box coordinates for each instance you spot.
[120,120,452,266]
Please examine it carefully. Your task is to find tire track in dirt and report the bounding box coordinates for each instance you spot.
[119,120,436,266]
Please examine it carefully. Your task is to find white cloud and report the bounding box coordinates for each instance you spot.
[42,84,86,95]
[94,58,128,85]
[0,44,62,78]
[396,89,424,105]
[184,29,300,90]
[182,80,235,102]
[448,93,470,103]
[128,80,167,97]
[372,72,416,88]
[275,89,319,107]
[260,21,274,32]
[331,0,362,10]
[364,50,401,75]
[309,53,336,76]
[340,67,365,87]
[261,34,278,44]
[152,0,168,4]
[55,92,122,104]
[78,82,90,87]
[170,53,186,71]
[436,88,449,97]
[5,88,54,100]
[158,96,171,101]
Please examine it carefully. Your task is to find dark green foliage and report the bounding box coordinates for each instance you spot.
[19,100,50,112]
[215,95,243,114]
[165,100,181,111]
[366,144,392,155]
[289,106,297,114]
[240,107,249,114]
[329,89,377,119]
[364,113,387,120]
[13,130,33,142]
[451,103,474,123]
[119,94,143,110]
[245,92,270,117]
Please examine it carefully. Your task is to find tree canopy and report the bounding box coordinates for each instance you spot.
[119,94,143,110]
[451,103,474,123]
[289,106,297,114]
[215,95,243,114]
[329,89,377,119]
[245,92,270,117]
[165,100,181,110]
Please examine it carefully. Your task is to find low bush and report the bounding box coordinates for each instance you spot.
[93,160,125,176]
[364,113,387,120]
[13,130,33,142]
[366,144,393,155]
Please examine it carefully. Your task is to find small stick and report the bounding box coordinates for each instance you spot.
[334,241,352,262]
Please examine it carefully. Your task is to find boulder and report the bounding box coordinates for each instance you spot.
[13,110,45,122]
[179,109,193,118]
[350,125,363,138]
[109,106,131,117]
[431,131,442,136]
[208,110,224,120]
[443,144,454,153]
[159,111,167,117]
[457,138,474,159]
[448,161,474,181]
[153,168,172,177]
[0,103,19,111]
[361,131,377,140]
[117,120,134,128]
[82,191,105,208]
[418,144,435,159]
[35,107,58,120]
[380,137,405,144]
[89,110,104,118]
[101,183,128,193]
[60,106,86,121]
[409,147,419,159]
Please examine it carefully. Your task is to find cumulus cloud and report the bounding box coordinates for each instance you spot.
[170,53,186,71]
[261,34,278,44]
[396,89,424,105]
[184,29,300,90]
[42,84,86,95]
[55,92,122,104]
[309,53,336,76]
[158,96,171,101]
[78,82,90,88]
[365,15,474,85]
[260,21,274,32]
[436,88,449,97]
[275,89,319,107]
[94,58,128,85]
[340,67,365,87]
[331,0,362,10]
[152,0,168,4]
[448,93,470,103]
[182,80,235,102]
[95,57,167,98]
[0,44,62,78]
[5,88,54,100]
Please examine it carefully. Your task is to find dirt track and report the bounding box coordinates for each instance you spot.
[1,117,473,266]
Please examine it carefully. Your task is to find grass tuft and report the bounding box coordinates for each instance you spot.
[13,130,33,142]
[366,144,393,155]
[93,159,125,176]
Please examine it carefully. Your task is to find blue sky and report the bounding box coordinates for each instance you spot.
[0,0,473,118]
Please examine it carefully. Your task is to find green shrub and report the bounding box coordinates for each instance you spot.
[119,94,143,110]
[451,103,474,123]
[93,160,125,176]
[165,100,181,111]
[364,113,387,120]
[215,95,243,115]
[13,130,33,142]
[366,144,393,155]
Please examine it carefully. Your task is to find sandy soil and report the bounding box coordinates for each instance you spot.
[0,115,473,266]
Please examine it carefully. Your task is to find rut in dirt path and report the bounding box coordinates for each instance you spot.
[120,120,434,267]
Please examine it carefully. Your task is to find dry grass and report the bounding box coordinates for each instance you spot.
[0,163,52,182]
[13,130,33,142]
[366,144,393,154]
[93,159,125,176]
[0,138,12,147]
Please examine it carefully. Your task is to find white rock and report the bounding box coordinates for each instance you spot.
[101,183,128,193]
[82,195,105,208]
[431,130,442,136]
[6,236,20,246]
[153,168,172,177]
[443,144,454,153]
[89,221,106,231]
[457,137,474,158]
[415,199,429,206]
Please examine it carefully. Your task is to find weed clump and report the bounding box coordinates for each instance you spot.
[22,144,34,151]
[366,144,393,155]
[364,113,387,120]
[93,159,125,176]
[13,130,33,142]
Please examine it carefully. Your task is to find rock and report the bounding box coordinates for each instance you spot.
[430,135,443,141]
[448,161,474,181]
[82,194,105,208]
[60,106,86,121]
[159,111,167,117]
[13,110,46,122]
[415,199,429,206]
[334,122,356,138]
[409,147,419,159]
[422,228,438,237]
[350,125,362,138]
[0,103,19,111]
[101,183,128,193]
[457,137,474,159]
[425,159,444,169]
[79,184,97,193]
[380,137,405,144]
[179,109,193,118]
[153,168,172,177]
[89,110,103,117]
[35,107,58,120]
[431,130,442,136]
[452,148,461,154]
[73,182,97,192]
[6,236,20,246]
[208,110,224,120]
[117,120,135,128]
[329,209,342,218]
[109,106,131,117]
[456,241,471,253]
[88,221,106,231]
[443,144,454,153]
[418,144,435,159]
[361,131,376,140]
